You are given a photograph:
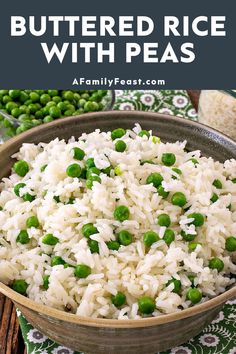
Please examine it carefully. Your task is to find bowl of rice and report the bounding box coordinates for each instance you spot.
[0,111,235,354]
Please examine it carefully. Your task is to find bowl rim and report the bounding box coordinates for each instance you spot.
[0,110,235,328]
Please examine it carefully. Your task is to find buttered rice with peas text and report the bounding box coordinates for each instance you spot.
[0,124,235,319]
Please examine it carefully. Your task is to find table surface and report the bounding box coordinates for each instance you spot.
[0,90,200,354]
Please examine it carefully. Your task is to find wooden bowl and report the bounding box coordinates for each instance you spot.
[0,111,235,354]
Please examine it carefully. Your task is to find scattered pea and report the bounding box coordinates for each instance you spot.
[51,256,65,266]
[82,223,98,238]
[171,192,187,207]
[43,275,50,290]
[88,239,99,253]
[181,230,196,242]
[186,288,202,304]
[106,240,120,251]
[143,231,159,247]
[209,257,224,272]
[85,158,95,169]
[187,213,205,227]
[157,185,169,199]
[72,147,85,161]
[22,193,35,202]
[42,234,59,246]
[26,216,39,228]
[74,264,91,278]
[114,205,130,222]
[115,140,126,152]
[138,130,150,138]
[86,167,101,179]
[166,278,181,294]
[111,128,126,140]
[13,160,29,177]
[146,173,163,188]
[157,214,171,227]
[213,179,222,189]
[16,230,30,244]
[111,292,126,307]
[162,153,176,166]
[188,242,201,252]
[225,236,236,252]
[12,279,28,295]
[117,230,133,246]
[66,164,82,178]
[163,229,175,246]
[86,175,101,189]
[210,193,219,203]
[138,296,155,314]
[14,182,26,197]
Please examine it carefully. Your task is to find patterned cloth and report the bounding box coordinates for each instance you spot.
[17,90,235,354]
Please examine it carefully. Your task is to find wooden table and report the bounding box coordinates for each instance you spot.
[0,90,200,354]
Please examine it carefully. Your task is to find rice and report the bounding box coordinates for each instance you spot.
[0,124,235,319]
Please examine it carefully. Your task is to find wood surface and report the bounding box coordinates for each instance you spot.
[0,90,200,354]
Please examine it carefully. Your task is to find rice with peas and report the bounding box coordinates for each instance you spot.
[0,124,235,319]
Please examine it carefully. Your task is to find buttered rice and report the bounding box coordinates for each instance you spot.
[0,124,235,319]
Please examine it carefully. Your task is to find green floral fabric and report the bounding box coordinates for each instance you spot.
[17,90,235,354]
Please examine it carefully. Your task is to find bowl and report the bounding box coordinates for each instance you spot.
[0,111,235,354]
[0,90,116,142]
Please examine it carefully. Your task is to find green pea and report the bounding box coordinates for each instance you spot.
[74,264,91,278]
[210,193,219,203]
[186,287,202,304]
[19,91,29,103]
[102,166,113,176]
[188,242,201,252]
[51,256,65,266]
[209,257,224,272]
[2,95,12,104]
[80,168,87,179]
[111,292,126,307]
[11,107,21,118]
[14,182,26,197]
[29,92,40,102]
[166,278,181,294]
[66,163,82,178]
[16,230,30,244]
[84,101,99,112]
[72,147,85,161]
[172,168,182,175]
[26,216,39,228]
[57,102,67,111]
[106,240,120,251]
[12,279,28,295]
[22,193,36,202]
[43,116,53,123]
[181,230,196,242]
[63,91,74,101]
[157,186,169,199]
[9,90,20,99]
[188,158,199,165]
[225,236,236,252]
[138,296,155,314]
[163,229,175,246]
[82,223,98,238]
[86,175,101,189]
[48,90,58,97]
[171,192,187,207]
[231,178,236,184]
[52,96,62,103]
[188,275,196,286]
[146,173,163,188]
[143,231,159,247]
[42,275,50,290]
[111,128,126,140]
[42,233,59,246]
[13,160,29,177]
[162,153,176,166]
[85,158,95,169]
[40,164,47,172]
[40,94,51,105]
[138,130,150,138]
[157,214,171,227]
[88,239,99,253]
[114,205,130,222]
[213,179,223,189]
[117,230,133,246]
[86,167,101,179]
[6,101,18,112]
[115,140,127,152]
[140,160,155,165]
[48,106,61,118]
[187,213,205,227]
